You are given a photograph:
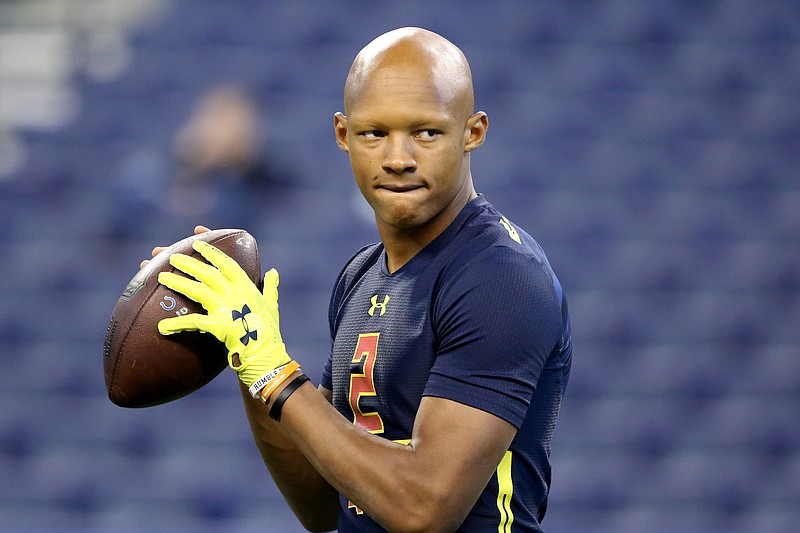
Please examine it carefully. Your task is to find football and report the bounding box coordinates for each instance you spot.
[104,229,261,408]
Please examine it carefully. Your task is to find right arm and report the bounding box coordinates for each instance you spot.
[143,226,339,531]
[238,381,339,532]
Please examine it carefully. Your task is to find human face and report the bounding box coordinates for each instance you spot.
[335,65,486,243]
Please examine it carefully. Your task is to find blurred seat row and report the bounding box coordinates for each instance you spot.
[0,1,797,532]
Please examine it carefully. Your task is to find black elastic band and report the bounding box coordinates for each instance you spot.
[269,373,310,421]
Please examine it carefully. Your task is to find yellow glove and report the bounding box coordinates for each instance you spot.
[158,240,298,401]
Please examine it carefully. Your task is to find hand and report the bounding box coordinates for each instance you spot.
[140,225,211,270]
[157,239,297,401]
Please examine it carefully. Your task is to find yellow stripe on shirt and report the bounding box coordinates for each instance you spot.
[496,450,514,533]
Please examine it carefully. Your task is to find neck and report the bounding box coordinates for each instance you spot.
[380,229,432,274]
[379,189,477,274]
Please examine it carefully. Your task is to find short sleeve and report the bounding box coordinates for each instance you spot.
[424,246,563,428]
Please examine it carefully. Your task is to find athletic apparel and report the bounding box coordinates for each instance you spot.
[321,195,572,532]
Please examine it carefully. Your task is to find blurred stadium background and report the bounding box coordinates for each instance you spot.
[1,0,798,532]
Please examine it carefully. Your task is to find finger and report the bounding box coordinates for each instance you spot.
[262,268,280,300]
[158,313,219,337]
[193,240,252,286]
[140,245,167,268]
[168,252,229,293]
[195,225,212,235]
[158,271,220,310]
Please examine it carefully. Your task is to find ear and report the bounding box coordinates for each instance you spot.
[334,112,349,153]
[464,111,488,153]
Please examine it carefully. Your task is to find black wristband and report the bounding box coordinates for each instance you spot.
[269,373,310,421]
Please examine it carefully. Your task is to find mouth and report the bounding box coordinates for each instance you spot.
[378,183,425,193]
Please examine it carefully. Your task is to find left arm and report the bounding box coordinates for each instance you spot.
[266,374,517,533]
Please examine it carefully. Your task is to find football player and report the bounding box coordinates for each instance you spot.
[153,27,572,533]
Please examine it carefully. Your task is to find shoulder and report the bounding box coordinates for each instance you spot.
[328,242,382,318]
[430,200,565,331]
[437,242,561,319]
[442,200,559,295]
[337,242,382,285]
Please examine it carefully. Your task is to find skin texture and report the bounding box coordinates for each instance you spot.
[144,28,514,533]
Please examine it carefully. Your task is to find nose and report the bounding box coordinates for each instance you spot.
[381,135,416,174]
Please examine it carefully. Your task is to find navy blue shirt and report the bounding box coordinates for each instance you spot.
[321,195,572,532]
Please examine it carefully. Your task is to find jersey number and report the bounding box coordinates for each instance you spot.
[349,333,385,434]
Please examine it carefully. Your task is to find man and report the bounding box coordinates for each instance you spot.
[152,27,572,532]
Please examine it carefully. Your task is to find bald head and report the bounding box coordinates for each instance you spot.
[344,27,475,119]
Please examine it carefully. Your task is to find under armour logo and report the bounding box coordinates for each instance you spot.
[232,305,258,345]
[499,216,521,244]
[368,295,390,317]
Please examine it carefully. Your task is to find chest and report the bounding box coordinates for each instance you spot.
[329,267,437,439]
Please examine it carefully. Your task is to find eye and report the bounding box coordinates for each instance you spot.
[416,129,441,140]
[360,130,386,140]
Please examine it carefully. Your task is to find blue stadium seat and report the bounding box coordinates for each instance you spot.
[1,1,798,532]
